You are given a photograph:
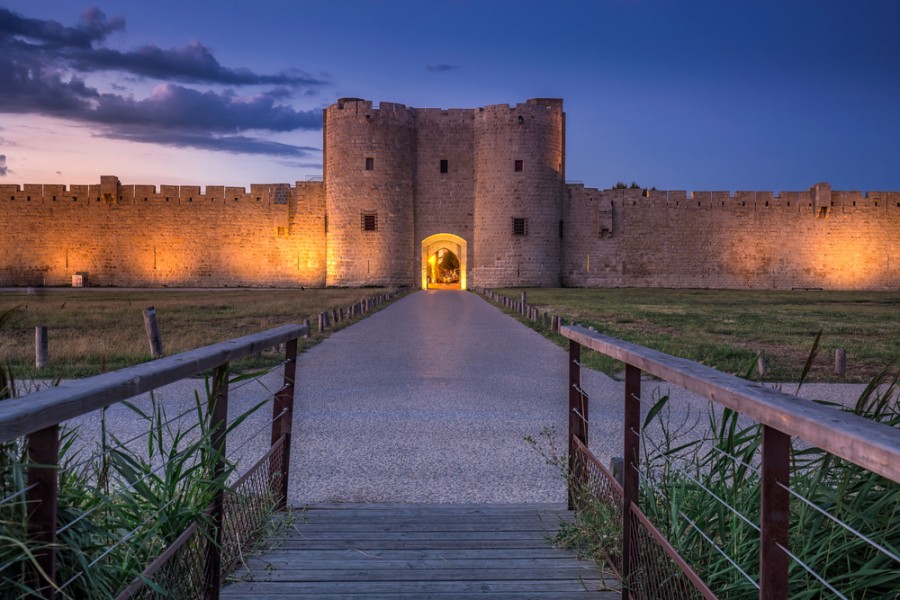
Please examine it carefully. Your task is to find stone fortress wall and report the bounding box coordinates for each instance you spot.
[1,98,897,290]
[0,176,326,287]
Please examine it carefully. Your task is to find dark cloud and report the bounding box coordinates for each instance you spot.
[0,7,125,49]
[0,7,328,156]
[90,84,321,132]
[0,155,8,176]
[101,129,320,157]
[73,42,325,87]
[426,64,460,73]
[0,7,322,88]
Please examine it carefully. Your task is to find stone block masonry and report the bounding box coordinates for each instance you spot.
[1,98,898,290]
[0,179,326,287]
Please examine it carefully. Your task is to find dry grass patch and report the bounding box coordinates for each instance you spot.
[0,288,402,377]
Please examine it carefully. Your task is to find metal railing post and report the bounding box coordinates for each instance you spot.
[760,425,790,599]
[568,340,585,510]
[205,364,229,600]
[622,363,642,600]
[271,337,298,510]
[26,424,59,599]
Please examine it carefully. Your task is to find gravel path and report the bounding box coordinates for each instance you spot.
[56,289,871,505]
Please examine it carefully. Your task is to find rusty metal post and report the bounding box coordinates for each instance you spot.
[760,425,790,600]
[27,425,59,599]
[271,338,298,510]
[205,364,229,600]
[622,363,642,600]
[567,340,584,510]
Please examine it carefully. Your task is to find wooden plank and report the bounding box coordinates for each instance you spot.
[560,324,900,483]
[239,558,597,570]
[228,567,602,582]
[0,324,306,443]
[222,592,608,600]
[225,503,619,599]
[223,580,614,594]
[238,548,574,560]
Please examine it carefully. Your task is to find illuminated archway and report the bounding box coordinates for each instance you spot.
[421,233,467,290]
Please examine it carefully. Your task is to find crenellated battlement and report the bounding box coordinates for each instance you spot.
[1,97,897,291]
[0,178,324,206]
[567,183,899,214]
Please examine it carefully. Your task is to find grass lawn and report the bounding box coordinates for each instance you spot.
[490,288,899,383]
[0,287,401,378]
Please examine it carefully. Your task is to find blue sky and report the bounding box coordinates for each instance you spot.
[1,0,898,192]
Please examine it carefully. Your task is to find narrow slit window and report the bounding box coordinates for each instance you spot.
[514,159,524,172]
[440,159,448,174]
[361,212,378,231]
[365,157,374,171]
[512,217,528,236]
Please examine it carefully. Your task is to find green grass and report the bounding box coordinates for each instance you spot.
[489,288,900,382]
[0,288,403,378]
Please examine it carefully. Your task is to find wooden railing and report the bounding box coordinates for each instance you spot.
[0,324,305,599]
[561,324,900,600]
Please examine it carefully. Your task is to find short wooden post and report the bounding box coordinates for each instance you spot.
[520,291,527,315]
[35,326,48,369]
[835,348,846,377]
[142,306,164,358]
[757,351,768,378]
[271,339,298,509]
[760,425,790,599]
[551,316,559,333]
[622,363,642,600]
[206,364,229,599]
[302,318,310,338]
[27,425,59,599]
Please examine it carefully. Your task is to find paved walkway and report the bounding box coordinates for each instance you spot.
[290,289,570,504]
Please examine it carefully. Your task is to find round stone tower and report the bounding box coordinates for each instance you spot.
[324,99,416,286]
[472,98,565,287]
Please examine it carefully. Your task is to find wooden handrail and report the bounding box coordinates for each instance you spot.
[0,324,306,444]
[560,324,900,484]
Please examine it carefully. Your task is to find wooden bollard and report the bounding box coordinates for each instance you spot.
[142,306,164,358]
[521,291,527,315]
[757,352,767,377]
[302,318,310,339]
[551,316,559,333]
[835,348,847,377]
[35,326,48,369]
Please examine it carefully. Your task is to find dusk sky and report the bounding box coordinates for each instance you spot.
[1,1,898,192]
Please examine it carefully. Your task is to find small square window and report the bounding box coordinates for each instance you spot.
[440,159,448,174]
[512,217,528,236]
[361,212,378,231]
[514,160,523,172]
[365,157,374,171]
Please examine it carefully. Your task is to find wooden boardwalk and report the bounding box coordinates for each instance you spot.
[223,503,618,599]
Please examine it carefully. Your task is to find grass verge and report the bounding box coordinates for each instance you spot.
[0,287,404,378]
[485,287,899,382]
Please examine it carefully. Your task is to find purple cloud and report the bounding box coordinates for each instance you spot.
[0,155,7,176]
[426,64,460,73]
[0,7,328,156]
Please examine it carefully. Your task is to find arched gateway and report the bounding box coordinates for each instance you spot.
[421,233,467,290]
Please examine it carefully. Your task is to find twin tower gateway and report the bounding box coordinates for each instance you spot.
[1,98,897,290]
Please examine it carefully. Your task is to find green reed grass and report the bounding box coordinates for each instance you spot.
[1,308,283,598]
[540,337,900,598]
